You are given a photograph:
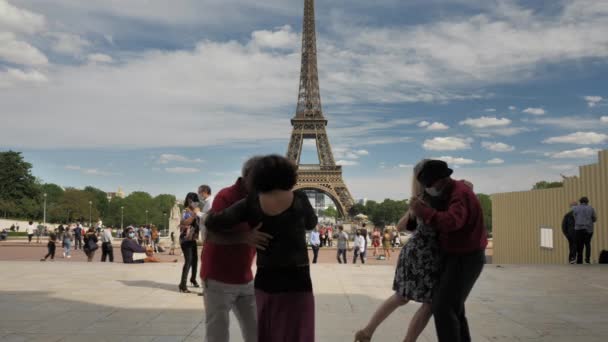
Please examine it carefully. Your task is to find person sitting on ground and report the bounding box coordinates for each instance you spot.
[121,227,176,263]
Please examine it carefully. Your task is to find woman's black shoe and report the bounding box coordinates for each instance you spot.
[178,284,191,293]
[190,281,200,288]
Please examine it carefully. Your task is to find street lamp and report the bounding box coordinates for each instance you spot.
[43,193,47,227]
[121,206,124,230]
[88,201,92,227]
[145,210,148,225]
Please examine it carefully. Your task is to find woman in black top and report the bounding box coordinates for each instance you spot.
[83,227,98,262]
[206,155,318,342]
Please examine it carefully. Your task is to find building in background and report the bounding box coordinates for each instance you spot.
[106,187,125,201]
[492,149,607,264]
[357,198,368,205]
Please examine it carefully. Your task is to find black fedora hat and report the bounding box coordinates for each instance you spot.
[417,160,453,187]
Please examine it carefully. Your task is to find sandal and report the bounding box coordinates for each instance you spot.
[354,330,371,342]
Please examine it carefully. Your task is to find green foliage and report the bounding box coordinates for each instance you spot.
[532,181,563,190]
[353,199,408,228]
[323,206,339,218]
[477,193,492,233]
[0,151,41,218]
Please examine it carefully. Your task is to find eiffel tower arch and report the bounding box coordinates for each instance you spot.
[287,0,355,217]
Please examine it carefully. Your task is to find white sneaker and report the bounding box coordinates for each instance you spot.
[67,255,71,259]
[62,252,65,258]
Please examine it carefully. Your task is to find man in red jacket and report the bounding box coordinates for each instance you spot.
[410,160,487,342]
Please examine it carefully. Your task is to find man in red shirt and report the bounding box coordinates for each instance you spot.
[410,160,487,342]
[201,156,269,342]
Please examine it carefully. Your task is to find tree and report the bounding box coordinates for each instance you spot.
[348,203,366,217]
[84,186,109,220]
[0,151,41,218]
[53,188,99,225]
[477,193,492,234]
[532,181,563,190]
[323,206,338,218]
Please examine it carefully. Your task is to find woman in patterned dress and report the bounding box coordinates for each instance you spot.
[354,159,441,342]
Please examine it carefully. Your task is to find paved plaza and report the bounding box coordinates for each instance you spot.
[0,261,606,342]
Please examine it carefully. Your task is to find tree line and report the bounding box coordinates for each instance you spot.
[0,151,176,228]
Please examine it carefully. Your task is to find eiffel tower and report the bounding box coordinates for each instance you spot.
[287,0,355,217]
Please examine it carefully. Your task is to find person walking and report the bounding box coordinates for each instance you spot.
[35,223,43,243]
[410,159,488,342]
[355,160,441,342]
[197,184,214,242]
[179,193,201,293]
[573,196,597,264]
[63,227,73,259]
[561,202,578,264]
[25,221,36,243]
[83,227,99,262]
[73,224,83,250]
[40,232,58,261]
[353,230,366,264]
[327,226,333,247]
[371,228,381,257]
[310,226,321,264]
[205,154,318,342]
[169,232,176,255]
[336,225,349,264]
[101,226,114,262]
[382,229,392,260]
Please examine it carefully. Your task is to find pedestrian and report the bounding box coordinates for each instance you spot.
[178,193,201,293]
[310,226,321,264]
[63,227,73,258]
[327,226,333,247]
[410,159,488,342]
[36,222,43,243]
[205,154,317,342]
[57,224,65,244]
[120,227,174,263]
[355,159,441,342]
[382,229,392,260]
[197,184,214,242]
[371,228,381,257]
[336,225,349,264]
[573,196,597,264]
[83,227,99,262]
[73,224,83,250]
[353,230,366,264]
[25,221,35,243]
[101,226,114,262]
[360,223,369,259]
[169,232,176,255]
[319,226,326,247]
[150,226,159,253]
[198,156,268,342]
[40,231,58,261]
[561,201,578,264]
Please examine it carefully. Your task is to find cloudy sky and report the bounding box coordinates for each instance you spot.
[1,0,607,201]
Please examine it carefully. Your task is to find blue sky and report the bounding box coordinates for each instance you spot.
[1,0,607,201]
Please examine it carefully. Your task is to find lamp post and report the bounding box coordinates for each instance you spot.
[145,210,148,225]
[88,201,92,227]
[163,212,167,236]
[121,206,124,230]
[43,193,47,227]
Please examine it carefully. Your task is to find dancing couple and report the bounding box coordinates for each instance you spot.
[355,159,488,342]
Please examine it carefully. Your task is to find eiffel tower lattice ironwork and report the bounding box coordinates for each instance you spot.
[286,0,355,217]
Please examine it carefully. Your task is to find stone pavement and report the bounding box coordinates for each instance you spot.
[0,262,606,342]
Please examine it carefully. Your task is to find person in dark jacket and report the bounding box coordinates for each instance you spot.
[83,227,98,262]
[121,227,148,264]
[561,201,578,264]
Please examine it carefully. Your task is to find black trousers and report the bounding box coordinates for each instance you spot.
[566,236,576,262]
[180,241,198,286]
[28,234,33,242]
[353,247,365,264]
[575,230,593,264]
[75,237,82,250]
[311,245,319,264]
[337,248,347,264]
[433,250,485,342]
[44,242,56,260]
[101,242,114,262]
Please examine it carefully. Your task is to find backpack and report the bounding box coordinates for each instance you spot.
[599,250,608,264]
[86,238,99,251]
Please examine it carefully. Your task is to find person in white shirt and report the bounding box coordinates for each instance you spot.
[101,227,114,262]
[25,221,36,244]
[353,230,366,264]
[197,184,214,242]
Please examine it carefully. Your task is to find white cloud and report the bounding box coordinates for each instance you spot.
[549,164,576,171]
[398,164,413,168]
[549,147,600,159]
[484,108,496,112]
[0,32,48,66]
[64,165,116,176]
[0,68,47,88]
[543,132,608,145]
[0,0,45,34]
[601,116,608,124]
[251,25,298,49]
[165,167,201,174]
[48,32,90,56]
[433,156,476,165]
[584,95,603,108]
[426,122,449,131]
[336,160,359,166]
[508,106,517,111]
[418,121,430,127]
[487,158,505,165]
[459,116,511,128]
[530,116,601,130]
[355,150,369,156]
[333,147,370,160]
[482,141,515,152]
[522,107,546,115]
[157,154,204,164]
[87,53,113,64]
[423,137,473,151]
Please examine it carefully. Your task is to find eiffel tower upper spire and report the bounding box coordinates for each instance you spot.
[294,0,323,120]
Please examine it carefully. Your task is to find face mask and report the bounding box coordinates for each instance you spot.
[425,187,441,197]
[190,202,199,209]
[128,232,135,238]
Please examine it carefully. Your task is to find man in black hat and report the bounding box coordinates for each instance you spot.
[410,160,487,342]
